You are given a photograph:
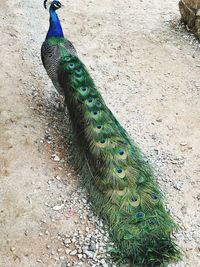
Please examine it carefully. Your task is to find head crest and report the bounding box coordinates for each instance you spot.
[44,0,49,9]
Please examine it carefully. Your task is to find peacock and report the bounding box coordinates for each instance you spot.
[41,1,182,266]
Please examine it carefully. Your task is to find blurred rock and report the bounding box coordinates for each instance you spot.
[179,0,200,39]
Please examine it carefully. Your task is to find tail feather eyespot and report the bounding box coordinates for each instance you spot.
[135,212,145,219]
[68,62,75,69]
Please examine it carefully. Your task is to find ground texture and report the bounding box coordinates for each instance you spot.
[0,0,200,266]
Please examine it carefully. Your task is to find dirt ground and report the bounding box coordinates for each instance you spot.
[0,0,200,266]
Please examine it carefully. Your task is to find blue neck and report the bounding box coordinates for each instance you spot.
[46,8,64,39]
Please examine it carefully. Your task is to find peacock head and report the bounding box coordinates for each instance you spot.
[44,0,62,11]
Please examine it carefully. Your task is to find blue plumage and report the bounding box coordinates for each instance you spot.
[46,1,64,39]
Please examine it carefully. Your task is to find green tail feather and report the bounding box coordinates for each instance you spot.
[48,37,182,266]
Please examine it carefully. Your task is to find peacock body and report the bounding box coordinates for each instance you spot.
[41,1,181,266]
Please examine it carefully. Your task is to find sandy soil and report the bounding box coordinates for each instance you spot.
[0,0,200,266]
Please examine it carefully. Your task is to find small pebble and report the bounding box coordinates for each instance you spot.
[70,249,77,256]
[52,204,64,211]
[52,154,60,162]
[64,239,71,245]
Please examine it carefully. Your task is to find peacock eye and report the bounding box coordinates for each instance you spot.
[114,167,125,178]
[135,212,145,219]
[149,219,157,225]
[116,168,123,174]
[151,194,158,200]
[96,101,102,108]
[90,89,96,96]
[64,56,71,62]
[87,97,93,103]
[132,196,138,202]
[75,69,82,76]
[93,111,98,115]
[97,124,102,129]
[82,85,87,91]
[100,139,106,144]
[68,63,75,69]
[118,149,124,155]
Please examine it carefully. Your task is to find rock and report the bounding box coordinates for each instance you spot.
[100,259,109,267]
[70,249,77,256]
[65,249,71,255]
[82,198,87,204]
[90,235,97,242]
[83,249,95,258]
[60,262,68,267]
[183,223,190,230]
[52,154,60,161]
[78,254,83,259]
[71,237,76,243]
[173,181,183,191]
[85,227,90,233]
[78,248,82,254]
[89,243,98,252]
[64,239,71,245]
[179,0,200,39]
[180,142,187,146]
[179,0,198,28]
[52,204,64,211]
[57,183,63,189]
